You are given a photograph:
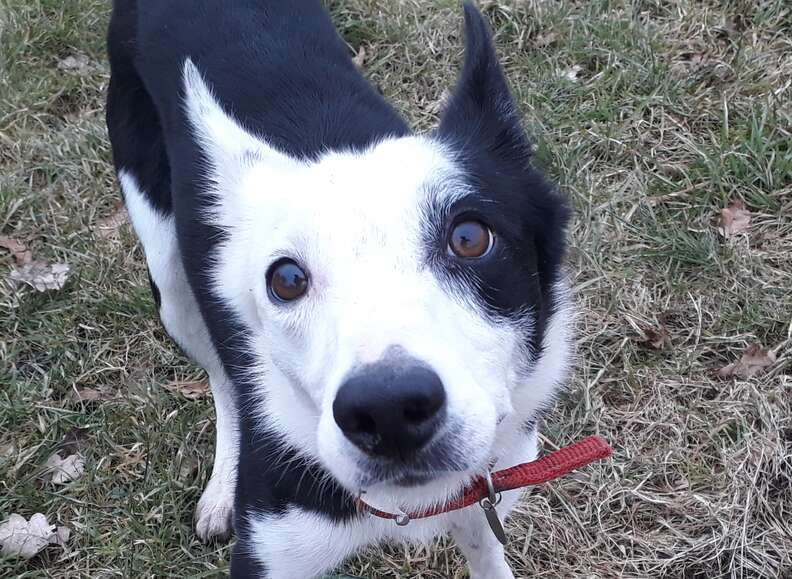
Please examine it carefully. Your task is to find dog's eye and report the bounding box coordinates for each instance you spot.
[448,220,493,258]
[268,259,309,303]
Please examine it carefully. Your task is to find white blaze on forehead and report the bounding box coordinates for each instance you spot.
[182,57,463,233]
[237,136,461,242]
[207,134,463,335]
[183,58,261,159]
[182,58,302,228]
[182,58,479,365]
[180,57,469,341]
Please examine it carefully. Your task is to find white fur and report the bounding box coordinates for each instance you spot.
[246,428,540,578]
[120,171,239,541]
[181,60,572,575]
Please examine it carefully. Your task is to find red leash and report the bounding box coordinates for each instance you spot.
[356,435,612,541]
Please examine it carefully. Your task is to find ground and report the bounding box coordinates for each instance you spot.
[1,0,790,577]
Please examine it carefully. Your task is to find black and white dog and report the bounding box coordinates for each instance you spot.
[106,1,570,577]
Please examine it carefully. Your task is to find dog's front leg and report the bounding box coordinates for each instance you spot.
[451,422,541,578]
[196,367,239,541]
[449,496,519,579]
[232,508,374,579]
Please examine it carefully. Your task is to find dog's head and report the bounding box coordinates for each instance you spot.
[185,4,570,508]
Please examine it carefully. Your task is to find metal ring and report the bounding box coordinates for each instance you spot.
[480,471,502,509]
[394,513,410,526]
[484,471,497,503]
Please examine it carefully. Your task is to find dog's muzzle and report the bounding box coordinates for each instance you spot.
[333,356,447,461]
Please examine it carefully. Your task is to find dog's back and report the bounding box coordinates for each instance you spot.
[109,0,408,169]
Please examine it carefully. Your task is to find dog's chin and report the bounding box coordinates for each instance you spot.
[360,467,463,489]
[348,447,493,510]
[390,472,435,488]
[353,445,481,492]
[356,467,480,512]
[318,421,498,509]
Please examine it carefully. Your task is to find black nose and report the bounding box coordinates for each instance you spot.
[333,359,446,459]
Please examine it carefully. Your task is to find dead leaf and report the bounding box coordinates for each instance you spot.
[352,46,366,69]
[730,13,750,33]
[562,64,584,82]
[52,526,70,548]
[0,513,69,559]
[427,88,452,116]
[114,445,146,474]
[718,200,751,238]
[71,386,114,403]
[9,261,70,292]
[638,324,672,350]
[59,427,91,456]
[42,452,85,485]
[717,343,776,379]
[178,456,199,481]
[0,236,32,266]
[533,31,557,48]
[163,380,210,400]
[57,54,91,74]
[95,205,128,240]
[0,441,16,459]
[682,52,706,66]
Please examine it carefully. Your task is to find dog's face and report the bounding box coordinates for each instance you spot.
[184,6,569,507]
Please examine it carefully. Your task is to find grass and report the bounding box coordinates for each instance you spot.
[1,0,790,577]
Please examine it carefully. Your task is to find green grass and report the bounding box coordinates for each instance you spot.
[1,0,791,577]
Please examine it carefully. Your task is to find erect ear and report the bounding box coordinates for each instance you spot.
[437,3,530,165]
[182,59,294,219]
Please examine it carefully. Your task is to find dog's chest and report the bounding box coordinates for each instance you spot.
[245,508,453,577]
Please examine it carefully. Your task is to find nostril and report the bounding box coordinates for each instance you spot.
[352,411,377,435]
[333,357,447,458]
[402,396,439,424]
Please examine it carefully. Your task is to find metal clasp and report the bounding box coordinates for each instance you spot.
[479,471,507,545]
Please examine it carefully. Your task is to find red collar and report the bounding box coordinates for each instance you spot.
[356,435,612,533]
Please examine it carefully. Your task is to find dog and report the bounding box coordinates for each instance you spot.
[106,1,571,577]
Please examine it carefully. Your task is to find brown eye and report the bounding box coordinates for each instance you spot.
[448,220,493,258]
[268,259,309,302]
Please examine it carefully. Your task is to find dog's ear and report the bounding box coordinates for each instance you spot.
[183,59,293,220]
[437,3,530,166]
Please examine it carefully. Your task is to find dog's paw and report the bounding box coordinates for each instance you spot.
[195,478,234,542]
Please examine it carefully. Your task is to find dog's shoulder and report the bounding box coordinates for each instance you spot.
[130,0,408,159]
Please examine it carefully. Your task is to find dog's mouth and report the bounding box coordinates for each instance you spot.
[391,472,435,487]
[361,469,445,488]
[354,432,481,489]
[357,462,467,488]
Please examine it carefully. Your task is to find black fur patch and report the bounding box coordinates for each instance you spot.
[106,0,171,214]
[235,419,359,522]
[146,269,161,309]
[230,532,268,578]
[433,3,570,357]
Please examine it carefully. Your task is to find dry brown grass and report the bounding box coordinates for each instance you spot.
[1,0,790,577]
